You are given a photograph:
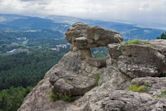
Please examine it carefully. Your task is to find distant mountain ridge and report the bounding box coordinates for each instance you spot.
[0,14,69,32]
[0,14,165,40]
[46,15,165,40]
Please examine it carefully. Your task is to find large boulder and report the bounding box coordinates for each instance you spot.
[108,41,166,78]
[49,51,104,96]
[86,26,123,47]
[150,40,166,72]
[49,69,97,96]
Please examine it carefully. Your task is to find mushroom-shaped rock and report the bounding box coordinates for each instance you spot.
[65,23,123,50]
[65,23,123,60]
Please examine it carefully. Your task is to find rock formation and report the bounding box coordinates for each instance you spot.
[65,23,123,60]
[109,42,166,78]
[19,23,166,111]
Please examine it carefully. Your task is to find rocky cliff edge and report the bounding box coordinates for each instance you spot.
[19,23,166,111]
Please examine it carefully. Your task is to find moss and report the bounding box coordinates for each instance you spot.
[95,73,100,86]
[125,39,149,45]
[157,90,166,98]
[49,90,75,102]
[128,85,149,92]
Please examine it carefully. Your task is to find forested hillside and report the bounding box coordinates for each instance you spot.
[0,23,69,111]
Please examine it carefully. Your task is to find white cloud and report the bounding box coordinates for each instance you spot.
[0,0,166,29]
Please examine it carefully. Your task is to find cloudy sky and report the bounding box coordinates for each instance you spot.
[0,0,166,29]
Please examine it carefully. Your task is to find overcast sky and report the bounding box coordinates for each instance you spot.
[0,0,166,29]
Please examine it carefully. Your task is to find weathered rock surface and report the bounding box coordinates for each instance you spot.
[108,42,166,78]
[131,77,166,95]
[49,51,106,97]
[65,23,89,44]
[89,77,166,111]
[19,24,166,111]
[98,90,166,111]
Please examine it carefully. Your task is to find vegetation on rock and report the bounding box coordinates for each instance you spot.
[95,73,101,86]
[49,90,75,102]
[125,39,149,45]
[128,85,149,92]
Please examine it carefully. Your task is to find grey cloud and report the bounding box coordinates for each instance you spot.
[0,0,166,29]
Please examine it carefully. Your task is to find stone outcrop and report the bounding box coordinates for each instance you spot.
[49,51,101,96]
[65,23,123,60]
[108,43,166,78]
[96,90,166,111]
[19,23,166,111]
[131,77,166,95]
[86,77,166,111]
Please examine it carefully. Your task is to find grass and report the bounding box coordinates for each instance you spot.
[95,73,100,86]
[125,39,149,45]
[157,90,166,98]
[128,85,149,92]
[49,90,75,102]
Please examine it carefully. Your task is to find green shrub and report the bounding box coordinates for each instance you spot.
[49,91,75,102]
[128,85,149,92]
